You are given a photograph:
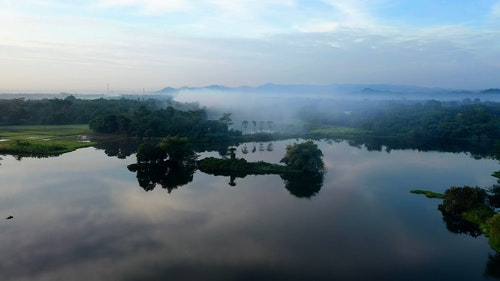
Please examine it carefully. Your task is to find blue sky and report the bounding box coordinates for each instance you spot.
[1,0,499,93]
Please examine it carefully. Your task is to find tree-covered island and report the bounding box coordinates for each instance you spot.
[126,137,325,197]
[411,174,500,253]
[198,140,325,176]
[127,136,197,193]
[197,140,326,197]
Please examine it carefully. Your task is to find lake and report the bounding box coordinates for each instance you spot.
[0,139,499,281]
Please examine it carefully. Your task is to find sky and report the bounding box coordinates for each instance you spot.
[1,0,499,93]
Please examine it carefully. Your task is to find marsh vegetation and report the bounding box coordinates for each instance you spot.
[0,125,95,155]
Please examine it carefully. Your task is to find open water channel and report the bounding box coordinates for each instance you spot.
[0,139,499,280]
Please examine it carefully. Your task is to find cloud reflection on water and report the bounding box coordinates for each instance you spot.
[0,141,497,280]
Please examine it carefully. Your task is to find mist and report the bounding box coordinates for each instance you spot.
[172,90,306,133]
[169,84,499,134]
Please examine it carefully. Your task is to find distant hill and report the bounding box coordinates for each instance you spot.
[2,84,497,101]
[480,88,500,94]
[158,84,231,93]
[157,83,475,95]
[155,84,500,102]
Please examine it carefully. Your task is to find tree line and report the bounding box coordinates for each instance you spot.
[0,96,184,126]
[240,120,274,134]
[5,95,500,151]
[0,95,240,139]
[301,100,500,145]
[89,108,242,138]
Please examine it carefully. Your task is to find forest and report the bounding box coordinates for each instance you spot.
[301,99,500,141]
[0,95,241,140]
[0,95,197,126]
[2,96,500,157]
[300,99,500,157]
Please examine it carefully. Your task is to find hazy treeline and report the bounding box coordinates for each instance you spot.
[0,95,196,126]
[90,106,240,138]
[0,95,240,139]
[301,99,500,143]
[4,94,500,149]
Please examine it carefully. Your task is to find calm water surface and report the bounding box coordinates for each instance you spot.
[0,140,499,281]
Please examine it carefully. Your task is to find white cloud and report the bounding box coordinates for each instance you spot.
[97,0,193,14]
[213,0,296,13]
[320,0,381,30]
[492,1,500,17]
[0,0,499,91]
[296,21,338,33]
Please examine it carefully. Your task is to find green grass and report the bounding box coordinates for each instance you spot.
[410,189,446,199]
[0,124,91,138]
[308,126,371,139]
[0,124,95,155]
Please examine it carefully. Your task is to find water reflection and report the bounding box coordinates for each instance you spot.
[267,143,273,151]
[127,161,195,192]
[440,212,484,237]
[126,140,325,198]
[241,144,248,154]
[2,140,500,280]
[198,170,325,198]
[127,137,197,192]
[486,253,500,279]
[339,135,497,159]
[127,164,326,198]
[419,184,500,277]
[93,138,140,159]
[439,208,500,280]
[280,172,323,198]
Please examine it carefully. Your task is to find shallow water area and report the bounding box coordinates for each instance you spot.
[0,140,499,281]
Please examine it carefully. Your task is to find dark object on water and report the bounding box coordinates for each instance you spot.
[6,215,13,220]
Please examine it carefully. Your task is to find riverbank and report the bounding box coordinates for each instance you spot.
[0,124,96,155]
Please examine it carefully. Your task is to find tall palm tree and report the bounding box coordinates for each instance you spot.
[259,121,265,132]
[267,121,273,132]
[241,120,249,135]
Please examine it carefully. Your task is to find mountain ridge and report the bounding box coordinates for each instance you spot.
[157,83,494,95]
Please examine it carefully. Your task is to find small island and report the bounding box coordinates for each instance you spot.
[197,140,326,197]
[127,137,326,197]
[410,189,445,199]
[412,182,500,252]
[198,140,325,176]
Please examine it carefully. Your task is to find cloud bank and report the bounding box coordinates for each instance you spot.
[0,0,499,92]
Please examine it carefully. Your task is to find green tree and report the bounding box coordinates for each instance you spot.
[281,140,325,173]
[129,136,197,193]
[219,113,233,127]
[155,136,197,166]
[488,214,500,252]
[438,186,488,215]
[437,186,493,237]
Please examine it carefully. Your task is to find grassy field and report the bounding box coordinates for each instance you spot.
[308,126,371,139]
[0,124,96,155]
